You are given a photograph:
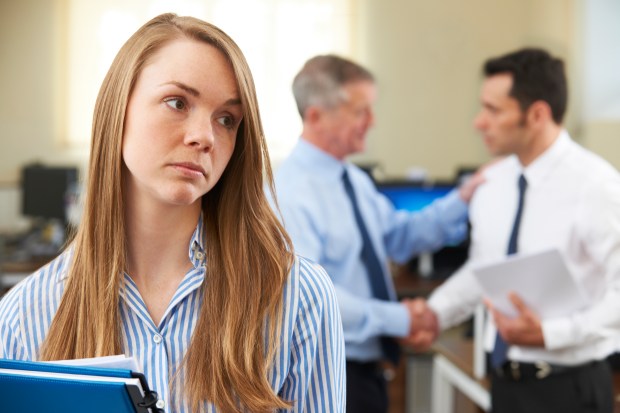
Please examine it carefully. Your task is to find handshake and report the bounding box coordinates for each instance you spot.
[399,298,439,352]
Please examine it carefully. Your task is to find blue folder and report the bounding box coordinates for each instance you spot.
[0,358,164,413]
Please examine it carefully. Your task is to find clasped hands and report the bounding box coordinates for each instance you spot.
[398,292,545,352]
[399,298,439,352]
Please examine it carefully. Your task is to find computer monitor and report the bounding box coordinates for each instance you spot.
[376,180,455,212]
[21,164,79,222]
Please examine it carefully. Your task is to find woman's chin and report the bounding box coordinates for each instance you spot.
[162,187,205,207]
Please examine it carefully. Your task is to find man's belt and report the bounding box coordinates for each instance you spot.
[493,360,600,381]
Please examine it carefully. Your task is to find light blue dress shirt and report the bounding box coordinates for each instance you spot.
[272,138,469,362]
[0,217,346,412]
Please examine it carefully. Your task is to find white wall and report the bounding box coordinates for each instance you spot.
[0,0,81,184]
[354,0,581,179]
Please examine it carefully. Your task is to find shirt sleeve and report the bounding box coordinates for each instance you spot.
[335,286,410,342]
[380,189,469,264]
[280,258,346,412]
[542,177,620,350]
[0,286,27,360]
[428,263,483,330]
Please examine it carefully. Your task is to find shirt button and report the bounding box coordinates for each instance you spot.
[153,334,162,344]
[156,400,165,409]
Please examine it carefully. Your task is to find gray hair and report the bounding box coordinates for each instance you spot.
[292,54,375,119]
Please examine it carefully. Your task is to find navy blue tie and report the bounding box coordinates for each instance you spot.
[491,174,527,368]
[342,170,400,365]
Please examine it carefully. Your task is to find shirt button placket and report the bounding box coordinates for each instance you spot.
[152,332,169,411]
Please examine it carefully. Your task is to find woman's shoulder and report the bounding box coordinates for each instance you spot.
[292,254,333,286]
[287,255,338,314]
[0,251,71,320]
[0,251,70,358]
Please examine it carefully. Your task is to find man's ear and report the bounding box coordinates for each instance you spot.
[305,106,322,125]
[526,100,553,127]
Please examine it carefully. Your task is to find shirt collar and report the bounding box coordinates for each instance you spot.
[521,129,571,188]
[188,213,206,268]
[293,137,348,180]
[56,245,74,282]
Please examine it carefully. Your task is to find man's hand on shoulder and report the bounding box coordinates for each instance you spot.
[458,158,503,203]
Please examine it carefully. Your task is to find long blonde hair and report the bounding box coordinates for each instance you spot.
[40,13,293,412]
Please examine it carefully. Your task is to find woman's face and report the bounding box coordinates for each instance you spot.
[122,38,242,209]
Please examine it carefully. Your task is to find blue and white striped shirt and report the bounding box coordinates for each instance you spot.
[0,221,346,412]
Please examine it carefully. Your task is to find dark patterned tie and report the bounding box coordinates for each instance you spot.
[491,174,527,368]
[342,170,400,365]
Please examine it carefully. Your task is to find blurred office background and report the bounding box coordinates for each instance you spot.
[1,0,619,244]
[1,2,619,412]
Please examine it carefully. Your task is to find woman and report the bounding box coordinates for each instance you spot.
[0,13,345,412]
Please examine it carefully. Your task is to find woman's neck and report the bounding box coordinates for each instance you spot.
[125,201,201,266]
[123,199,202,326]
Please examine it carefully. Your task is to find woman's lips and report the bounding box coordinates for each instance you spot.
[170,162,206,178]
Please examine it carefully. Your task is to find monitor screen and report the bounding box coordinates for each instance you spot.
[21,164,78,222]
[376,181,455,212]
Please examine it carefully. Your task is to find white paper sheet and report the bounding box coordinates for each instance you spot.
[47,355,140,372]
[472,248,588,319]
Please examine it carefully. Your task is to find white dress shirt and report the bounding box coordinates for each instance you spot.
[429,130,620,365]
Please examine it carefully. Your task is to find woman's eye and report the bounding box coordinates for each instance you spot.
[217,115,234,129]
[164,98,186,111]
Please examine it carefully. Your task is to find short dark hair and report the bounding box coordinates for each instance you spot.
[292,54,375,118]
[483,48,567,124]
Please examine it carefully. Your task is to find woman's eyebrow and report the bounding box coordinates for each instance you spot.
[223,98,242,107]
[160,81,200,97]
[160,81,242,107]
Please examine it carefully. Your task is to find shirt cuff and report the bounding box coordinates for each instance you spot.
[427,295,453,331]
[541,316,576,350]
[371,300,410,338]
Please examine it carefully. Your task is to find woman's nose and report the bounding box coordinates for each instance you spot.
[184,115,214,151]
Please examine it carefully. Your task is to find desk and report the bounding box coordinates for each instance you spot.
[390,265,445,413]
[0,257,52,293]
[392,266,465,413]
[0,273,28,290]
[392,264,444,298]
[432,329,490,413]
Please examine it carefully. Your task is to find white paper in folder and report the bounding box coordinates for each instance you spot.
[472,248,588,319]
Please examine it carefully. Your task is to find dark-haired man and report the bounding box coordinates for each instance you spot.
[271,55,483,413]
[414,48,620,412]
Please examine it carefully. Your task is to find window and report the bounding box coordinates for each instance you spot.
[65,0,356,163]
[581,0,620,121]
